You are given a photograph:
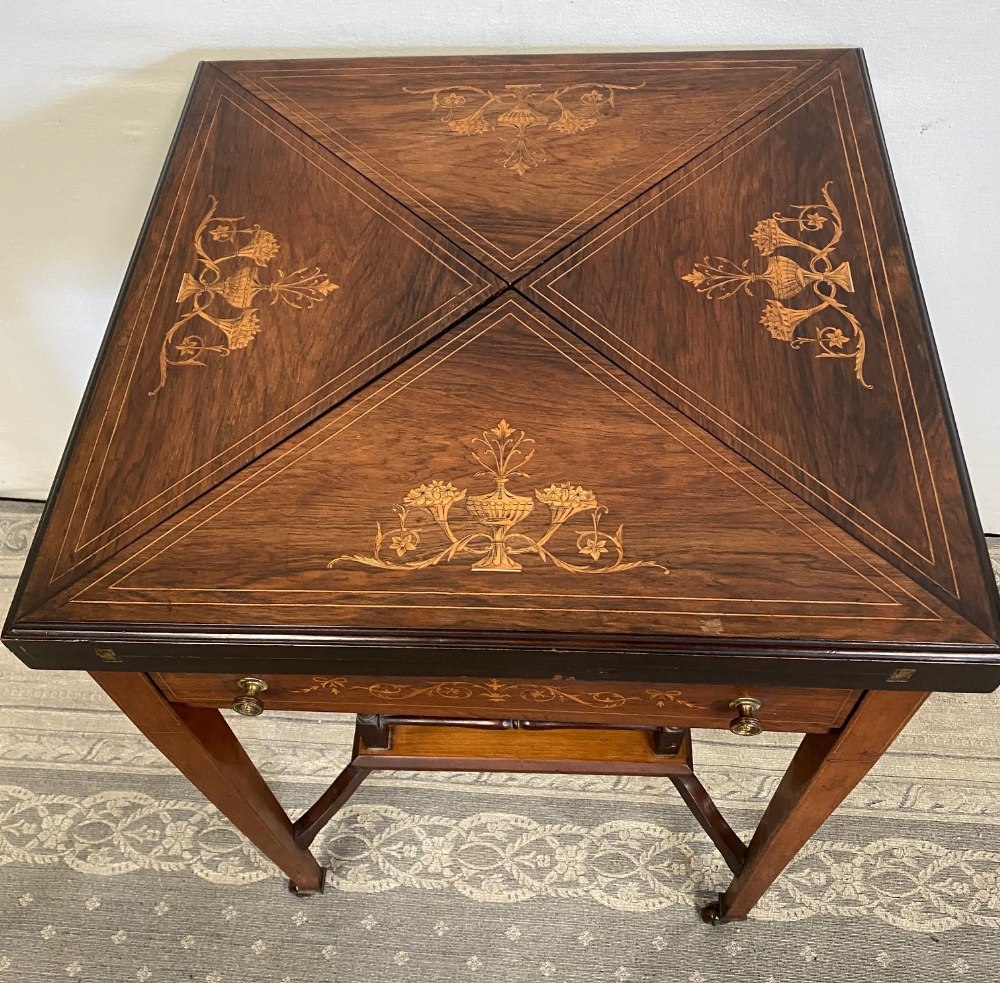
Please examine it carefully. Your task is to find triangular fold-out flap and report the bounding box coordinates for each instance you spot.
[219,49,842,278]
[524,51,999,639]
[19,64,501,615]
[32,294,990,649]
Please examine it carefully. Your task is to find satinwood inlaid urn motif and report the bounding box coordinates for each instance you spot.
[329,420,668,575]
[463,420,537,572]
[404,80,645,176]
[150,196,339,395]
[681,182,869,388]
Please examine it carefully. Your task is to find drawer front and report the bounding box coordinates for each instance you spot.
[153,672,860,733]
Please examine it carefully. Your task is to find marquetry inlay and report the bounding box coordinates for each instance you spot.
[11,51,997,687]
[329,419,668,575]
[150,196,339,394]
[403,82,644,176]
[682,182,870,389]
[290,676,705,710]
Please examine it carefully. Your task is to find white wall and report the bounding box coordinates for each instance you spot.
[2,0,998,530]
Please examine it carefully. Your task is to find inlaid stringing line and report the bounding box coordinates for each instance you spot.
[824,81,937,577]
[518,312,940,618]
[78,301,939,622]
[246,57,822,270]
[544,274,940,572]
[60,77,496,574]
[107,296,893,603]
[100,295,931,618]
[534,78,939,564]
[112,298,915,610]
[52,83,224,584]
[106,587,902,605]
[73,288,469,550]
[534,74,949,584]
[257,58,815,75]
[835,70,960,599]
[254,61,807,266]
[77,309,507,596]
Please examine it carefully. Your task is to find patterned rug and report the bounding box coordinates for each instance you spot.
[2,498,999,982]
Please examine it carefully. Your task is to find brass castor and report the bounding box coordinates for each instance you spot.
[700,896,747,925]
[288,867,327,897]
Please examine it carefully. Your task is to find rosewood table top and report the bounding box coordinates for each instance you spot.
[4,47,999,692]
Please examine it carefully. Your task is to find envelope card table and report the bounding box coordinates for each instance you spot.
[5,48,999,923]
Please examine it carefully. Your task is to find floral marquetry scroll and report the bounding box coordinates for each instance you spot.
[682,182,871,389]
[291,676,705,710]
[403,82,644,176]
[149,197,339,394]
[329,420,668,576]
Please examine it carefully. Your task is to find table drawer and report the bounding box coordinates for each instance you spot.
[153,672,860,733]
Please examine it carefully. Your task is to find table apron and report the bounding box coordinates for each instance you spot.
[153,672,861,733]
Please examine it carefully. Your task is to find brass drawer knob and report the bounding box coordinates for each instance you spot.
[232,677,268,716]
[728,697,763,737]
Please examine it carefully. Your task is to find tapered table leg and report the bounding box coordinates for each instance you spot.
[703,689,928,924]
[92,672,326,894]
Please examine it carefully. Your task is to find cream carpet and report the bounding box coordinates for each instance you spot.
[2,499,999,982]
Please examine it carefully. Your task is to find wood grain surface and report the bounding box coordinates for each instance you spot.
[711,688,929,920]
[91,670,326,892]
[16,64,501,612]
[21,295,989,651]
[152,670,861,732]
[221,50,841,277]
[523,50,999,640]
[355,722,693,775]
[4,49,998,694]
